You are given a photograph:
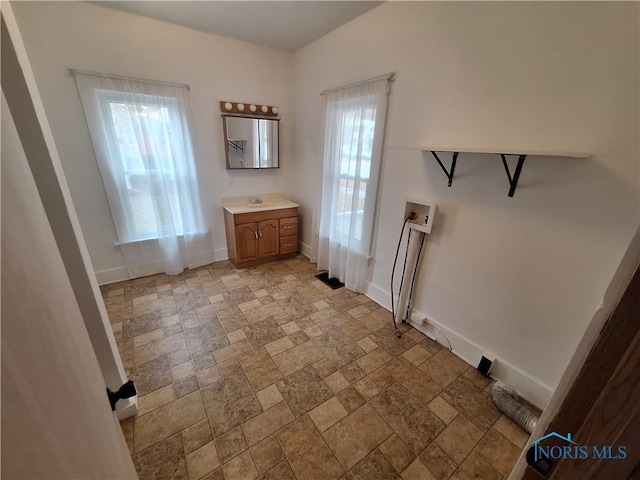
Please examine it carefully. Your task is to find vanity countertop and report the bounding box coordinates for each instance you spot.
[222,193,299,215]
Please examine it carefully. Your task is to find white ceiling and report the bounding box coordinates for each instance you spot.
[91,1,382,51]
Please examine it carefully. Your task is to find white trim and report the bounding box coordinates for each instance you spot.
[298,240,313,259]
[96,249,225,285]
[364,281,390,310]
[407,313,553,409]
[96,267,130,285]
[213,247,229,262]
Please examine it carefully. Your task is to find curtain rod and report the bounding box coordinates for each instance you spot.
[320,72,395,96]
[68,68,190,91]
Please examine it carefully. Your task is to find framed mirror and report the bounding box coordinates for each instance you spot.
[223,115,280,169]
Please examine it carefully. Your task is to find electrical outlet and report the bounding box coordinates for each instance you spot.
[477,354,496,377]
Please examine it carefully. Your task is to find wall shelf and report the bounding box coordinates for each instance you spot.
[420,147,591,197]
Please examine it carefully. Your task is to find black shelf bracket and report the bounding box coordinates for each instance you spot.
[422,146,587,197]
[430,151,458,187]
[500,154,527,197]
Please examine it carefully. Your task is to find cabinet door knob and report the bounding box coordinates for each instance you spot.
[254,231,258,240]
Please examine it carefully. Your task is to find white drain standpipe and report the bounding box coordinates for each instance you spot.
[395,226,426,326]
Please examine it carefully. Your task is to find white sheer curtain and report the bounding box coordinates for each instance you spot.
[317,76,392,292]
[72,71,213,277]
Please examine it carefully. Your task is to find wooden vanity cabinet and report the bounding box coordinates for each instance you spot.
[224,207,298,267]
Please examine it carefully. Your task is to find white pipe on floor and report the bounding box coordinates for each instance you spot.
[395,227,425,326]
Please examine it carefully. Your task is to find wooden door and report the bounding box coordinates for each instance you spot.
[258,219,279,258]
[235,223,259,263]
[512,229,640,479]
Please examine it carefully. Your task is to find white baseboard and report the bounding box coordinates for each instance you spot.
[298,240,312,259]
[365,280,553,409]
[365,281,390,310]
[408,313,552,409]
[213,247,228,262]
[96,249,228,285]
[96,267,130,285]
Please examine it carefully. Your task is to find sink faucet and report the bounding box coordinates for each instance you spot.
[250,196,263,204]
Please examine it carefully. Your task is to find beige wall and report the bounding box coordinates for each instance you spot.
[291,2,639,405]
[1,89,136,478]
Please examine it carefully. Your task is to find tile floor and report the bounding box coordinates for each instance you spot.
[104,254,532,480]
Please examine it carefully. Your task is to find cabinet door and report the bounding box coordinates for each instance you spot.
[258,219,279,258]
[235,223,259,263]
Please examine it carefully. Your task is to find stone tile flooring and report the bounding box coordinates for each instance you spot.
[104,255,531,480]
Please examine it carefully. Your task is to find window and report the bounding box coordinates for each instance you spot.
[72,71,211,276]
[335,104,376,243]
[317,75,392,292]
[98,92,194,241]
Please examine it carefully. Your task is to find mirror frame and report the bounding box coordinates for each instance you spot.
[222,114,280,170]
